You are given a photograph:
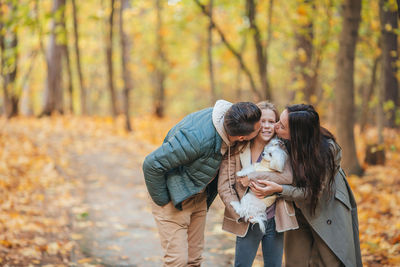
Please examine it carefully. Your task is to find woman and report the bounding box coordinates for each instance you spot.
[218,101,298,267]
[251,104,362,267]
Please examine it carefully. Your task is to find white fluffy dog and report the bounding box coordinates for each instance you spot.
[230,138,288,234]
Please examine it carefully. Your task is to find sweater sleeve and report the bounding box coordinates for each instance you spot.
[246,157,293,185]
[280,185,308,202]
[217,155,241,221]
[142,129,201,206]
[329,139,342,175]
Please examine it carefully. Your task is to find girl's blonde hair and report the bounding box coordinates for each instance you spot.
[256,101,279,122]
[225,101,279,158]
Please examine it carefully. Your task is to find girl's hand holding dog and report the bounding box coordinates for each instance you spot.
[250,180,282,199]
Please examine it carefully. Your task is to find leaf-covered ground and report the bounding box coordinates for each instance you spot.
[350,128,400,266]
[0,116,399,266]
[0,118,82,266]
[0,116,236,267]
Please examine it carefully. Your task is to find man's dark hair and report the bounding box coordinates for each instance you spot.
[224,102,261,136]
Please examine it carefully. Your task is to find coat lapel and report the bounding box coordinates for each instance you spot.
[239,143,252,169]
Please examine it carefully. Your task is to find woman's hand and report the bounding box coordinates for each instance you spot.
[237,176,250,187]
[249,180,283,199]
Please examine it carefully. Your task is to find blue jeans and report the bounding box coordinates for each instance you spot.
[234,219,283,267]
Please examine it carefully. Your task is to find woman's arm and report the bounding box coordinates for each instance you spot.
[250,180,308,202]
[279,184,308,202]
[329,139,342,175]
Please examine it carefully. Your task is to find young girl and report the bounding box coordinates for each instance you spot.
[251,104,362,267]
[218,101,298,267]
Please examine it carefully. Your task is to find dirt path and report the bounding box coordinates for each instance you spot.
[25,121,240,266]
[66,134,238,266]
[69,142,238,266]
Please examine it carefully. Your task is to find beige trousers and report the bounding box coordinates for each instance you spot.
[284,211,344,267]
[152,192,207,267]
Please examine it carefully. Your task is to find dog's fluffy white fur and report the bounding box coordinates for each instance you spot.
[230,138,288,234]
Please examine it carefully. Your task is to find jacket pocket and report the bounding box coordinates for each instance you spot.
[335,188,351,210]
[283,200,296,216]
[224,206,240,222]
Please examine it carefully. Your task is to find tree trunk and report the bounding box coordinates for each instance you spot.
[71,0,87,115]
[247,0,271,100]
[42,0,66,116]
[63,45,73,114]
[360,56,379,131]
[334,0,362,175]
[106,0,118,118]
[377,60,385,144]
[397,0,400,18]
[236,36,248,101]
[20,51,38,116]
[154,0,166,118]
[1,1,19,118]
[207,0,216,105]
[294,0,314,103]
[119,0,132,131]
[34,0,47,61]
[264,0,274,100]
[60,6,74,114]
[379,0,399,127]
[375,52,386,165]
[0,5,8,117]
[315,0,334,103]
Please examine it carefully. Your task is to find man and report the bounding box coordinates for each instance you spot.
[142,100,261,267]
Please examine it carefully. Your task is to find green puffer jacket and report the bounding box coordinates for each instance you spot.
[142,107,223,210]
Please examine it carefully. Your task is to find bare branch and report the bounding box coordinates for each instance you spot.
[193,0,262,100]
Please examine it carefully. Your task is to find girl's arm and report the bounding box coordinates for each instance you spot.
[217,155,241,221]
[247,157,293,184]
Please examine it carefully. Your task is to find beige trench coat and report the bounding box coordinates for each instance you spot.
[218,143,298,237]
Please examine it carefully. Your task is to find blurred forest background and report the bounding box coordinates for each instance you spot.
[1,0,400,266]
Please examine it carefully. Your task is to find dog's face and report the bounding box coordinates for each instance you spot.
[262,139,287,172]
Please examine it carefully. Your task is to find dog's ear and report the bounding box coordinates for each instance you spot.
[276,138,286,149]
[269,150,286,172]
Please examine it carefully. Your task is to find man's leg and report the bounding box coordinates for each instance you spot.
[152,201,191,267]
[187,192,207,267]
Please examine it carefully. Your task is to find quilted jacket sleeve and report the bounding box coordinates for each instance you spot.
[142,129,202,206]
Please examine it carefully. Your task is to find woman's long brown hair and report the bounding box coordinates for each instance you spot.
[286,104,336,215]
